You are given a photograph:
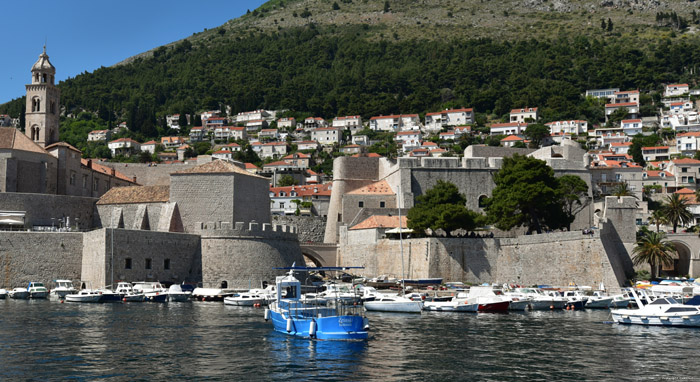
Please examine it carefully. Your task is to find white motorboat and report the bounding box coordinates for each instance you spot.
[27,282,49,299]
[356,285,381,302]
[364,294,423,313]
[9,287,30,299]
[585,291,615,309]
[0,289,7,299]
[50,280,77,299]
[611,293,700,327]
[167,284,190,302]
[562,290,589,309]
[224,290,266,306]
[133,281,168,302]
[507,288,562,310]
[192,287,236,301]
[423,295,478,312]
[65,290,102,303]
[115,282,145,302]
[466,286,510,312]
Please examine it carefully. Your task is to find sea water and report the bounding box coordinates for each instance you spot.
[1,299,698,381]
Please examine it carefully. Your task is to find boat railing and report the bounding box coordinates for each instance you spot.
[276,298,364,318]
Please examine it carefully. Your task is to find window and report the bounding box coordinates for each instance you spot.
[682,168,688,173]
[82,175,88,189]
[69,172,76,185]
[279,202,285,209]
[358,201,364,208]
[145,258,152,270]
[125,258,132,270]
[380,201,386,208]
[164,258,170,270]
[93,179,99,191]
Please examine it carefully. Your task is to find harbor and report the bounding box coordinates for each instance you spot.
[1,295,699,381]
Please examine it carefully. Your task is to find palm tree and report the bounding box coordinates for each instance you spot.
[632,231,677,279]
[648,209,668,233]
[612,182,636,198]
[662,193,693,233]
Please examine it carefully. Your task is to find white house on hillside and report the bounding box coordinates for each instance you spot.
[510,107,538,123]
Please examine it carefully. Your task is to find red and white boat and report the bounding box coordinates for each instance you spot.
[467,286,510,312]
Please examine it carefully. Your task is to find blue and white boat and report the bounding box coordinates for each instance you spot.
[265,267,369,340]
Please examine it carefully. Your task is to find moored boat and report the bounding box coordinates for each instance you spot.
[0,289,7,299]
[467,286,510,312]
[9,287,30,299]
[49,280,77,299]
[423,294,478,312]
[27,282,49,299]
[192,287,236,301]
[364,294,423,313]
[265,268,368,340]
[611,292,700,327]
[167,284,190,302]
[585,291,614,309]
[115,282,145,302]
[133,281,168,302]
[65,290,102,303]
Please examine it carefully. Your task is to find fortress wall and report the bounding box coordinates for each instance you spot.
[81,228,201,289]
[96,162,198,186]
[197,222,304,289]
[272,215,326,243]
[0,192,97,229]
[0,232,83,288]
[338,229,631,288]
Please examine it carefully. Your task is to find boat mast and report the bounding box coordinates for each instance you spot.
[111,210,114,290]
[398,185,406,294]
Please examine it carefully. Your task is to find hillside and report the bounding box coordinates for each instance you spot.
[2,0,700,144]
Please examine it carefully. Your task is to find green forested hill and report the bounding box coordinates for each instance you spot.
[2,0,700,143]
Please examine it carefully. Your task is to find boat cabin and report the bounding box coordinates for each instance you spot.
[276,272,301,302]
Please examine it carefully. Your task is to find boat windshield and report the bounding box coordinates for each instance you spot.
[649,298,672,305]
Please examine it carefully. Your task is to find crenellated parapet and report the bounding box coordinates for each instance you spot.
[194,221,298,241]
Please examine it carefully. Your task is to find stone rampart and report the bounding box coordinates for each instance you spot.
[338,228,633,289]
[0,232,83,288]
[197,221,304,289]
[272,215,326,243]
[0,192,97,229]
[81,228,201,289]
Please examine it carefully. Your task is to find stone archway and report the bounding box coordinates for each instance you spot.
[302,250,323,267]
[663,241,692,277]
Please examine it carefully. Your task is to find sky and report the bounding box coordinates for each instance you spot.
[0,0,268,105]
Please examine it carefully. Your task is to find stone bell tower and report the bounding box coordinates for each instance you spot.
[25,46,60,148]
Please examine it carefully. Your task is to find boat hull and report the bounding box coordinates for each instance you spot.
[224,296,263,306]
[508,299,530,311]
[10,291,29,299]
[423,301,477,312]
[168,293,190,302]
[364,301,423,313]
[29,291,48,299]
[65,294,102,303]
[586,298,614,309]
[145,293,168,302]
[122,294,145,302]
[477,301,510,312]
[269,310,368,340]
[612,311,700,327]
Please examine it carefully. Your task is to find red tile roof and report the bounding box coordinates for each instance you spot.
[350,215,406,230]
[348,180,394,195]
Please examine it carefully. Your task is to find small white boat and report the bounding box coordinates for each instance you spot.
[585,291,614,309]
[423,295,478,312]
[611,293,700,327]
[364,294,423,313]
[28,282,49,299]
[115,282,145,302]
[224,291,265,306]
[466,286,510,312]
[508,288,562,310]
[9,287,30,299]
[167,284,190,302]
[562,290,589,309]
[65,290,102,303]
[133,281,168,302]
[0,289,8,299]
[50,280,77,299]
[192,287,236,301]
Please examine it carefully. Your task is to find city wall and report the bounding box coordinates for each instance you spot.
[0,232,83,288]
[81,228,201,289]
[0,192,97,229]
[272,215,326,243]
[338,225,634,289]
[197,221,304,289]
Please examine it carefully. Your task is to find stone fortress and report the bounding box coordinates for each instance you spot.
[1,48,685,291]
[0,49,304,290]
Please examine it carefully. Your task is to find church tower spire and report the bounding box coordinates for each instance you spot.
[25,45,60,148]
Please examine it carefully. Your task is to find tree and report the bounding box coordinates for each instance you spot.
[649,209,668,233]
[277,174,298,187]
[406,180,481,236]
[601,19,606,30]
[632,231,676,280]
[524,123,550,148]
[178,113,188,128]
[557,175,590,231]
[662,193,693,233]
[332,2,340,10]
[485,154,564,234]
[607,18,613,32]
[384,1,391,12]
[612,182,636,198]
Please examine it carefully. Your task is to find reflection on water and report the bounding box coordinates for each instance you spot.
[1,299,699,380]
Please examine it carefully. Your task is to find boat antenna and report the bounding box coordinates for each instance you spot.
[398,185,406,295]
